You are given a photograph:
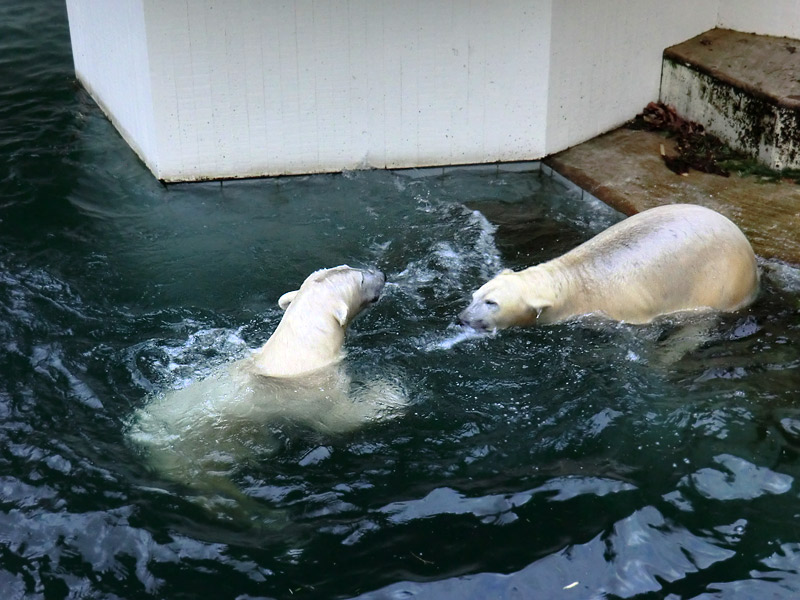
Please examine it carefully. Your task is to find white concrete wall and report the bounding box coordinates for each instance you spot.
[718,0,800,39]
[545,0,719,154]
[140,0,552,180]
[65,0,799,181]
[65,0,157,171]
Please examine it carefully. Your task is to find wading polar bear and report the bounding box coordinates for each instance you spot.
[128,266,405,502]
[459,204,759,331]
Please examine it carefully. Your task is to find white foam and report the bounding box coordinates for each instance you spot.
[385,200,503,309]
[763,259,800,292]
[422,326,489,351]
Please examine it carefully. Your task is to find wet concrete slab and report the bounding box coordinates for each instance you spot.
[544,126,800,264]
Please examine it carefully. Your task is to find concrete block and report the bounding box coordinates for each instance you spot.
[660,29,800,170]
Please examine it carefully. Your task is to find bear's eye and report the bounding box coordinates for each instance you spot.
[484,299,498,308]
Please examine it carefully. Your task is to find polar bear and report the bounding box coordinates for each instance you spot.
[459,204,759,331]
[252,265,386,377]
[127,266,405,512]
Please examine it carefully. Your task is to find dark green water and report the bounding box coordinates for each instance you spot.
[3,2,800,598]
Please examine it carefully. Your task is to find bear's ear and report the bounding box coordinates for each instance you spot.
[278,290,299,310]
[525,298,553,319]
[333,301,350,327]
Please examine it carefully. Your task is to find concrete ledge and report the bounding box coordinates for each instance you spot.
[545,127,800,264]
[392,161,540,178]
[661,29,800,169]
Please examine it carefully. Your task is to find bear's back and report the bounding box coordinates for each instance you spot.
[550,204,758,323]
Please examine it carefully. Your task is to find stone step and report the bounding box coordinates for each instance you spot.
[660,28,800,170]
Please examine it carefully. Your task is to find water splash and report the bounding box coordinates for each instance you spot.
[421,325,489,351]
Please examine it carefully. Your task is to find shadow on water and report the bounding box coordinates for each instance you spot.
[2,1,800,598]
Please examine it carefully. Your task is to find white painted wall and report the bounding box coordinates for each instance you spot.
[134,0,552,180]
[545,0,719,154]
[65,0,157,171]
[718,0,800,39]
[64,0,799,181]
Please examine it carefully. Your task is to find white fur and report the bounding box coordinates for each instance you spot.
[251,265,385,377]
[460,204,759,330]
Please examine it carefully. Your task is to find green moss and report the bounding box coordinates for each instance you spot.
[718,158,800,184]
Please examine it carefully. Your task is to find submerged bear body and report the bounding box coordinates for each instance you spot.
[127,266,404,495]
[460,204,759,330]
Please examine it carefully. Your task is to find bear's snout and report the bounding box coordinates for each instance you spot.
[459,312,476,328]
[459,303,488,332]
[362,269,386,303]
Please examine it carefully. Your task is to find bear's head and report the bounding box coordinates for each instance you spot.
[252,266,386,378]
[459,269,552,332]
[277,265,385,328]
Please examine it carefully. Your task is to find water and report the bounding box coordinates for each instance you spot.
[2,2,800,598]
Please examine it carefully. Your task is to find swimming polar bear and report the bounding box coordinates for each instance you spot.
[127,266,405,510]
[459,204,759,331]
